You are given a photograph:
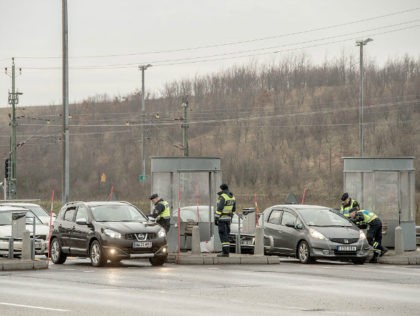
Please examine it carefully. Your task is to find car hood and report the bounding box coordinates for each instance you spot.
[309,226,360,239]
[0,224,50,238]
[95,221,160,233]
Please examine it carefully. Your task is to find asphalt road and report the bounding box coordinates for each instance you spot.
[1,258,420,315]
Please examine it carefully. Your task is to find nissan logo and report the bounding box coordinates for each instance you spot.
[136,233,147,241]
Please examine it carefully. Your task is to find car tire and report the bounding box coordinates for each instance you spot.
[50,238,67,264]
[297,240,313,264]
[90,240,107,267]
[149,256,166,266]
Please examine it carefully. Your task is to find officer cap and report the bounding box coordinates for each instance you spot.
[149,193,159,200]
[220,183,229,190]
[341,192,349,201]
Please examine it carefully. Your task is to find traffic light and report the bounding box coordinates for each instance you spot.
[4,158,10,179]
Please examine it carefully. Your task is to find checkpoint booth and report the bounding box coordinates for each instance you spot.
[150,157,222,253]
[343,157,416,250]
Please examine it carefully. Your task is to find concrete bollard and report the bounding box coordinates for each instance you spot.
[395,226,404,255]
[191,226,201,255]
[254,226,264,256]
[22,230,31,260]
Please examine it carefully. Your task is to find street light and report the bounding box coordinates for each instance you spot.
[138,64,152,183]
[356,38,373,157]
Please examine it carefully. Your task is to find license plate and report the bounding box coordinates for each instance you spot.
[337,245,356,251]
[133,241,152,248]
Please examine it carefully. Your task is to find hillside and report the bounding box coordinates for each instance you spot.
[1,55,419,212]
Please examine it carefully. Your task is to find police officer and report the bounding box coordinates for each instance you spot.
[150,193,171,233]
[215,183,236,257]
[349,209,388,263]
[340,192,360,218]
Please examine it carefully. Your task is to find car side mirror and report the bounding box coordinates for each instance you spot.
[295,223,304,230]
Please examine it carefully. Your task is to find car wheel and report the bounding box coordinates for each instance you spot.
[50,238,67,264]
[297,240,313,264]
[90,240,107,267]
[149,255,166,266]
[351,258,366,265]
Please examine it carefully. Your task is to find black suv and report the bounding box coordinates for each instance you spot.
[50,201,168,267]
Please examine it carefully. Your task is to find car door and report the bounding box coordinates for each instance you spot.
[277,210,300,255]
[263,209,285,253]
[57,207,76,252]
[70,204,92,255]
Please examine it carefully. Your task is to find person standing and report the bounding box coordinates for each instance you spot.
[349,209,388,263]
[215,183,236,257]
[340,192,360,218]
[150,193,171,233]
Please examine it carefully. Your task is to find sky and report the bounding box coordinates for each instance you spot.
[0,0,419,107]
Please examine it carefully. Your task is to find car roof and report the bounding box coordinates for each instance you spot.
[65,201,132,207]
[0,205,29,213]
[0,202,40,207]
[266,204,332,211]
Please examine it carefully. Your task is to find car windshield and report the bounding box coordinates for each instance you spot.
[28,205,49,217]
[179,206,213,222]
[0,211,42,225]
[91,204,147,222]
[298,208,353,227]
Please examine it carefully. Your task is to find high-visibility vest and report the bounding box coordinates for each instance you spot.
[216,193,235,221]
[358,210,378,224]
[340,199,359,218]
[156,200,170,220]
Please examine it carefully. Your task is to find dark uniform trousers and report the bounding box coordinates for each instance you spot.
[158,218,170,233]
[367,218,385,257]
[218,220,231,255]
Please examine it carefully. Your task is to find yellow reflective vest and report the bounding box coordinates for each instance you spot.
[156,200,170,220]
[216,193,236,221]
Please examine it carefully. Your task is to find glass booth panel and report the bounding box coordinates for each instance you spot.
[374,171,399,221]
[362,172,374,211]
[344,172,362,204]
[400,171,413,222]
[152,172,172,212]
[177,172,211,207]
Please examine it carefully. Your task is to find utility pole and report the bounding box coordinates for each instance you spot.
[62,0,70,203]
[356,38,373,157]
[181,96,189,157]
[5,57,23,199]
[138,64,152,183]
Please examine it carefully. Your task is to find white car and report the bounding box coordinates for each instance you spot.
[0,205,49,257]
[0,202,55,225]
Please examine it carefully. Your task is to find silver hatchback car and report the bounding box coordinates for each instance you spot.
[261,204,370,264]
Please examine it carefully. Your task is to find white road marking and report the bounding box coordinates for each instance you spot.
[0,302,69,312]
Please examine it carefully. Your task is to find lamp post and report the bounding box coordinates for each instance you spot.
[356,38,373,157]
[181,96,189,157]
[138,64,152,183]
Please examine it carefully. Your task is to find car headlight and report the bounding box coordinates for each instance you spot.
[359,230,367,240]
[158,228,166,238]
[103,228,122,239]
[309,228,327,240]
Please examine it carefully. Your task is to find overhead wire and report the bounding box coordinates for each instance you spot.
[18,21,420,70]
[11,7,420,60]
